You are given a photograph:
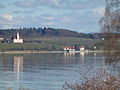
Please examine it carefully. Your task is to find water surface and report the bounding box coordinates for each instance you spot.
[0,52,105,90]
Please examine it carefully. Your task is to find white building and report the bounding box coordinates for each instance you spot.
[63,46,75,52]
[13,32,23,43]
[0,38,3,40]
[79,46,85,51]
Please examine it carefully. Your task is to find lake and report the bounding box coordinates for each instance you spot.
[0,52,107,90]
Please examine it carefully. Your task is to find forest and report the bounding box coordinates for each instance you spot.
[0,27,101,39]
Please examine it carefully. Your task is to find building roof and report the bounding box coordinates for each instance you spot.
[63,46,72,49]
[79,46,84,48]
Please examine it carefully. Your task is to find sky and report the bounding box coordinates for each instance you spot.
[0,0,106,33]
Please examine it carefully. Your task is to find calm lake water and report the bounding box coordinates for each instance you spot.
[0,52,107,90]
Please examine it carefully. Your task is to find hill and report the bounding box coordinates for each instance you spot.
[0,27,101,38]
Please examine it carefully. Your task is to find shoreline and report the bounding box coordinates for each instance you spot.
[0,50,64,54]
[0,50,104,54]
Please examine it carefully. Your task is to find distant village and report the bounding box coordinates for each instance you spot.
[63,46,85,52]
[0,32,23,43]
[0,32,97,52]
[63,45,96,52]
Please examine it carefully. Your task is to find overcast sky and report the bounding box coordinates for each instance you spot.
[0,0,105,33]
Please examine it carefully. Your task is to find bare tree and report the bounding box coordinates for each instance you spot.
[100,0,120,36]
[100,0,120,50]
[100,0,120,67]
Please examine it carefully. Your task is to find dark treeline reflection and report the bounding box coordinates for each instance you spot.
[104,51,120,72]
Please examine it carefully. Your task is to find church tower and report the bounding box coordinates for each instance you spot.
[13,32,23,43]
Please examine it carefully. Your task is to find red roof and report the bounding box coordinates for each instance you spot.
[80,46,84,48]
[63,46,73,49]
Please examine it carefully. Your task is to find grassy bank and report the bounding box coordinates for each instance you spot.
[0,37,102,51]
[24,37,100,47]
[0,43,64,51]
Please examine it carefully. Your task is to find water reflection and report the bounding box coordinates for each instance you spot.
[13,56,23,81]
[0,53,105,90]
[63,52,75,62]
[14,56,23,72]
[0,55,25,90]
[64,52,75,57]
[5,85,27,90]
[105,52,120,72]
[80,52,85,64]
[63,52,85,64]
[93,52,96,57]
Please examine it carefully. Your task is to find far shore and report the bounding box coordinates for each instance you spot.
[0,50,64,54]
[0,50,105,54]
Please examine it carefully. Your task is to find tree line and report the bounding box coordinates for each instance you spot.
[0,27,102,38]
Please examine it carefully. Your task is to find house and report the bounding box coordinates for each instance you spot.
[79,46,85,51]
[93,46,96,49]
[63,46,75,52]
[0,35,4,42]
[0,37,10,43]
[0,38,3,40]
[13,32,23,43]
[63,45,85,52]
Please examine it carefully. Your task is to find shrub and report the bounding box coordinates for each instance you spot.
[62,69,120,90]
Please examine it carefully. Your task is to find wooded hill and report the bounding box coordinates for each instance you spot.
[0,27,101,39]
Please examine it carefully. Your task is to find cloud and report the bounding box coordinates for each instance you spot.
[14,0,82,9]
[61,17,73,22]
[0,0,106,32]
[43,16,54,20]
[0,14,55,28]
[41,14,54,20]
[44,22,55,25]
[0,11,102,32]
[14,1,37,8]
[0,25,13,29]
[14,10,34,14]
[0,4,6,8]
[0,14,13,20]
[14,0,105,9]
[92,7,105,16]
[0,14,15,29]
